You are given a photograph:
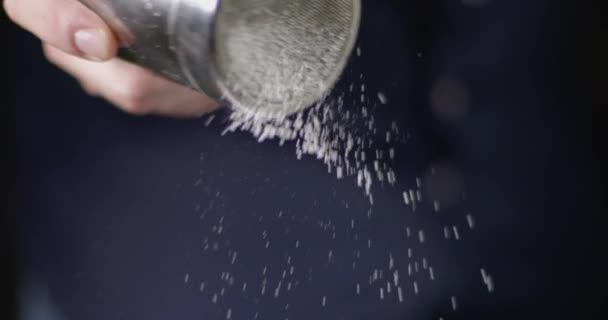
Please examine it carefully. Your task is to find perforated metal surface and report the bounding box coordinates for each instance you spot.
[214,0,360,117]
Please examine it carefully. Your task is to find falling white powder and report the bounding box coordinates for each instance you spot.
[223,90,399,200]
[204,3,494,310]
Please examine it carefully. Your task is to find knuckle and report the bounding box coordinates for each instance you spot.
[116,73,152,115]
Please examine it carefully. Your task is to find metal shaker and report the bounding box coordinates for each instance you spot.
[76,0,362,116]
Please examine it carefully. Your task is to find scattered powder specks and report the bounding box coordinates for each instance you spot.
[193,12,491,312]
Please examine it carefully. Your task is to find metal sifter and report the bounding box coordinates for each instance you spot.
[77,0,362,117]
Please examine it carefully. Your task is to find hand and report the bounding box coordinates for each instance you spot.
[3,0,221,118]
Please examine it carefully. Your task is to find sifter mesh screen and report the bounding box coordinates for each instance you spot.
[214,0,360,118]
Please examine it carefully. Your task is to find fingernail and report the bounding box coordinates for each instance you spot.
[74,28,108,61]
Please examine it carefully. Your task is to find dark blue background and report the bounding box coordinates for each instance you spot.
[1,1,601,319]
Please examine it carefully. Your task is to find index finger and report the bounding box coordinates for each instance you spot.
[3,0,117,61]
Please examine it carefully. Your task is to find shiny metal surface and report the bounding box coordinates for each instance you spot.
[77,0,361,114]
[78,0,223,99]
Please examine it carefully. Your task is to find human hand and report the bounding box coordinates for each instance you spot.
[3,0,221,118]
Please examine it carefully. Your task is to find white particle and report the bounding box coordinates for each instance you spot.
[453,225,461,240]
[398,287,404,302]
[356,283,360,295]
[466,214,476,229]
[184,273,190,284]
[231,252,238,264]
[377,92,388,104]
[403,191,410,205]
[413,281,419,294]
[205,114,216,126]
[418,230,426,243]
[226,308,232,320]
[380,288,384,300]
[451,296,458,311]
[322,296,327,307]
[481,268,495,293]
[274,281,282,298]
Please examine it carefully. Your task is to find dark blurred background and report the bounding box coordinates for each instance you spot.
[1,1,604,319]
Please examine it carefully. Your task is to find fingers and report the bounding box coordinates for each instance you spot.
[4,0,117,61]
[43,44,221,118]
